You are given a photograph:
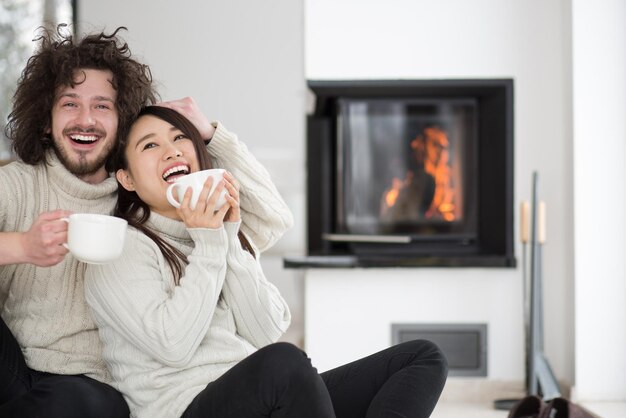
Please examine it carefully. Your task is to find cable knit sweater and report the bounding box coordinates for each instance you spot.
[0,122,294,383]
[85,214,291,418]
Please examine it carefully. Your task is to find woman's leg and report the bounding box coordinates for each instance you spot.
[182,342,336,418]
[321,339,448,418]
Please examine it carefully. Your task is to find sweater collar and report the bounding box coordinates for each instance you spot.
[46,151,118,199]
[146,211,191,242]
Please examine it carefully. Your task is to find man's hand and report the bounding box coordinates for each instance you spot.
[20,210,72,267]
[157,97,216,141]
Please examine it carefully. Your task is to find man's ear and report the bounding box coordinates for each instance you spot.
[116,169,136,192]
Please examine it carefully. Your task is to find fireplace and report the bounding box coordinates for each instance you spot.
[286,79,515,268]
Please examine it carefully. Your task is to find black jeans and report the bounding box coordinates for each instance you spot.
[0,316,129,418]
[182,340,448,418]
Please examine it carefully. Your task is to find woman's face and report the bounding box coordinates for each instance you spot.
[116,114,199,219]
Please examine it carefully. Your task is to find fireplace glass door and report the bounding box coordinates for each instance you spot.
[336,98,478,241]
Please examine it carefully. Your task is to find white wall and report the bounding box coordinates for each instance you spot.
[305,0,574,384]
[572,0,626,401]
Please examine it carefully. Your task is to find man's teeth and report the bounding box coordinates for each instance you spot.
[70,134,98,142]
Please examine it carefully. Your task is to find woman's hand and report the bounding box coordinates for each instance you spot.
[223,171,241,222]
[176,177,230,229]
[157,97,216,141]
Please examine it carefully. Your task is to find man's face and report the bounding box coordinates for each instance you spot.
[49,69,118,183]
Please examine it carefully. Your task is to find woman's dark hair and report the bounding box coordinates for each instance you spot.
[113,106,255,285]
[5,24,157,169]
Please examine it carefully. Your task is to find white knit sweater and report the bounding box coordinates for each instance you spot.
[0,122,293,384]
[84,214,291,418]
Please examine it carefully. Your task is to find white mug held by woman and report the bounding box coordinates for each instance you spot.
[165,169,228,210]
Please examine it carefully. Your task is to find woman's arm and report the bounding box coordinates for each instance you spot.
[84,227,229,367]
[219,222,291,348]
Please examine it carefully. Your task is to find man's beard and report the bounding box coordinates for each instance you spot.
[53,140,115,176]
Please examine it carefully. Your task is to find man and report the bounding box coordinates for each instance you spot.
[0,26,292,417]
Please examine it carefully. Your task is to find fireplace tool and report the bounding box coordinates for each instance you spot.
[527,172,561,399]
[494,171,561,411]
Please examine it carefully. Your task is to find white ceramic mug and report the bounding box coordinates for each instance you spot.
[62,214,128,264]
[165,169,228,210]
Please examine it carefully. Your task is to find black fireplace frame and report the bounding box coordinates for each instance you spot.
[287,79,515,268]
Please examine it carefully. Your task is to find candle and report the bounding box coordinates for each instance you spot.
[521,201,529,243]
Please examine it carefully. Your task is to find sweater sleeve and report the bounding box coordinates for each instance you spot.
[207,123,294,252]
[84,227,228,368]
[220,222,291,348]
[0,163,30,303]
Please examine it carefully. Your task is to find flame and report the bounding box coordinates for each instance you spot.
[423,127,455,220]
[380,126,460,222]
[384,177,403,207]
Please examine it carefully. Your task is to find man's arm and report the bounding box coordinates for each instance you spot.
[0,210,71,267]
[0,232,27,265]
[156,97,215,140]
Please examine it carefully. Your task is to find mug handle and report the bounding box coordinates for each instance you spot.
[166,183,182,208]
[60,217,70,250]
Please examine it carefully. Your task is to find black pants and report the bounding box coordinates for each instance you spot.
[183,340,448,418]
[0,316,129,418]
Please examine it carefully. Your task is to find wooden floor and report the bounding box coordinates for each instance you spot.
[432,401,509,417]
[578,402,625,418]
[432,401,619,417]
[432,378,522,417]
[431,379,619,418]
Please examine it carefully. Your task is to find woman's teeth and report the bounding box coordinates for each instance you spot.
[162,166,189,181]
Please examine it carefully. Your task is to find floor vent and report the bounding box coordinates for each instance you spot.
[391,323,487,377]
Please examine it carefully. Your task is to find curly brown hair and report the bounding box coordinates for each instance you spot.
[4,25,158,169]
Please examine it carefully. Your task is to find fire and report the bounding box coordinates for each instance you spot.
[380,126,459,222]
[384,177,404,207]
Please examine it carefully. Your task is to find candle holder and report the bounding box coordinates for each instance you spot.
[494,171,560,411]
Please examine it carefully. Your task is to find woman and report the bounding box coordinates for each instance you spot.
[85,106,448,418]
